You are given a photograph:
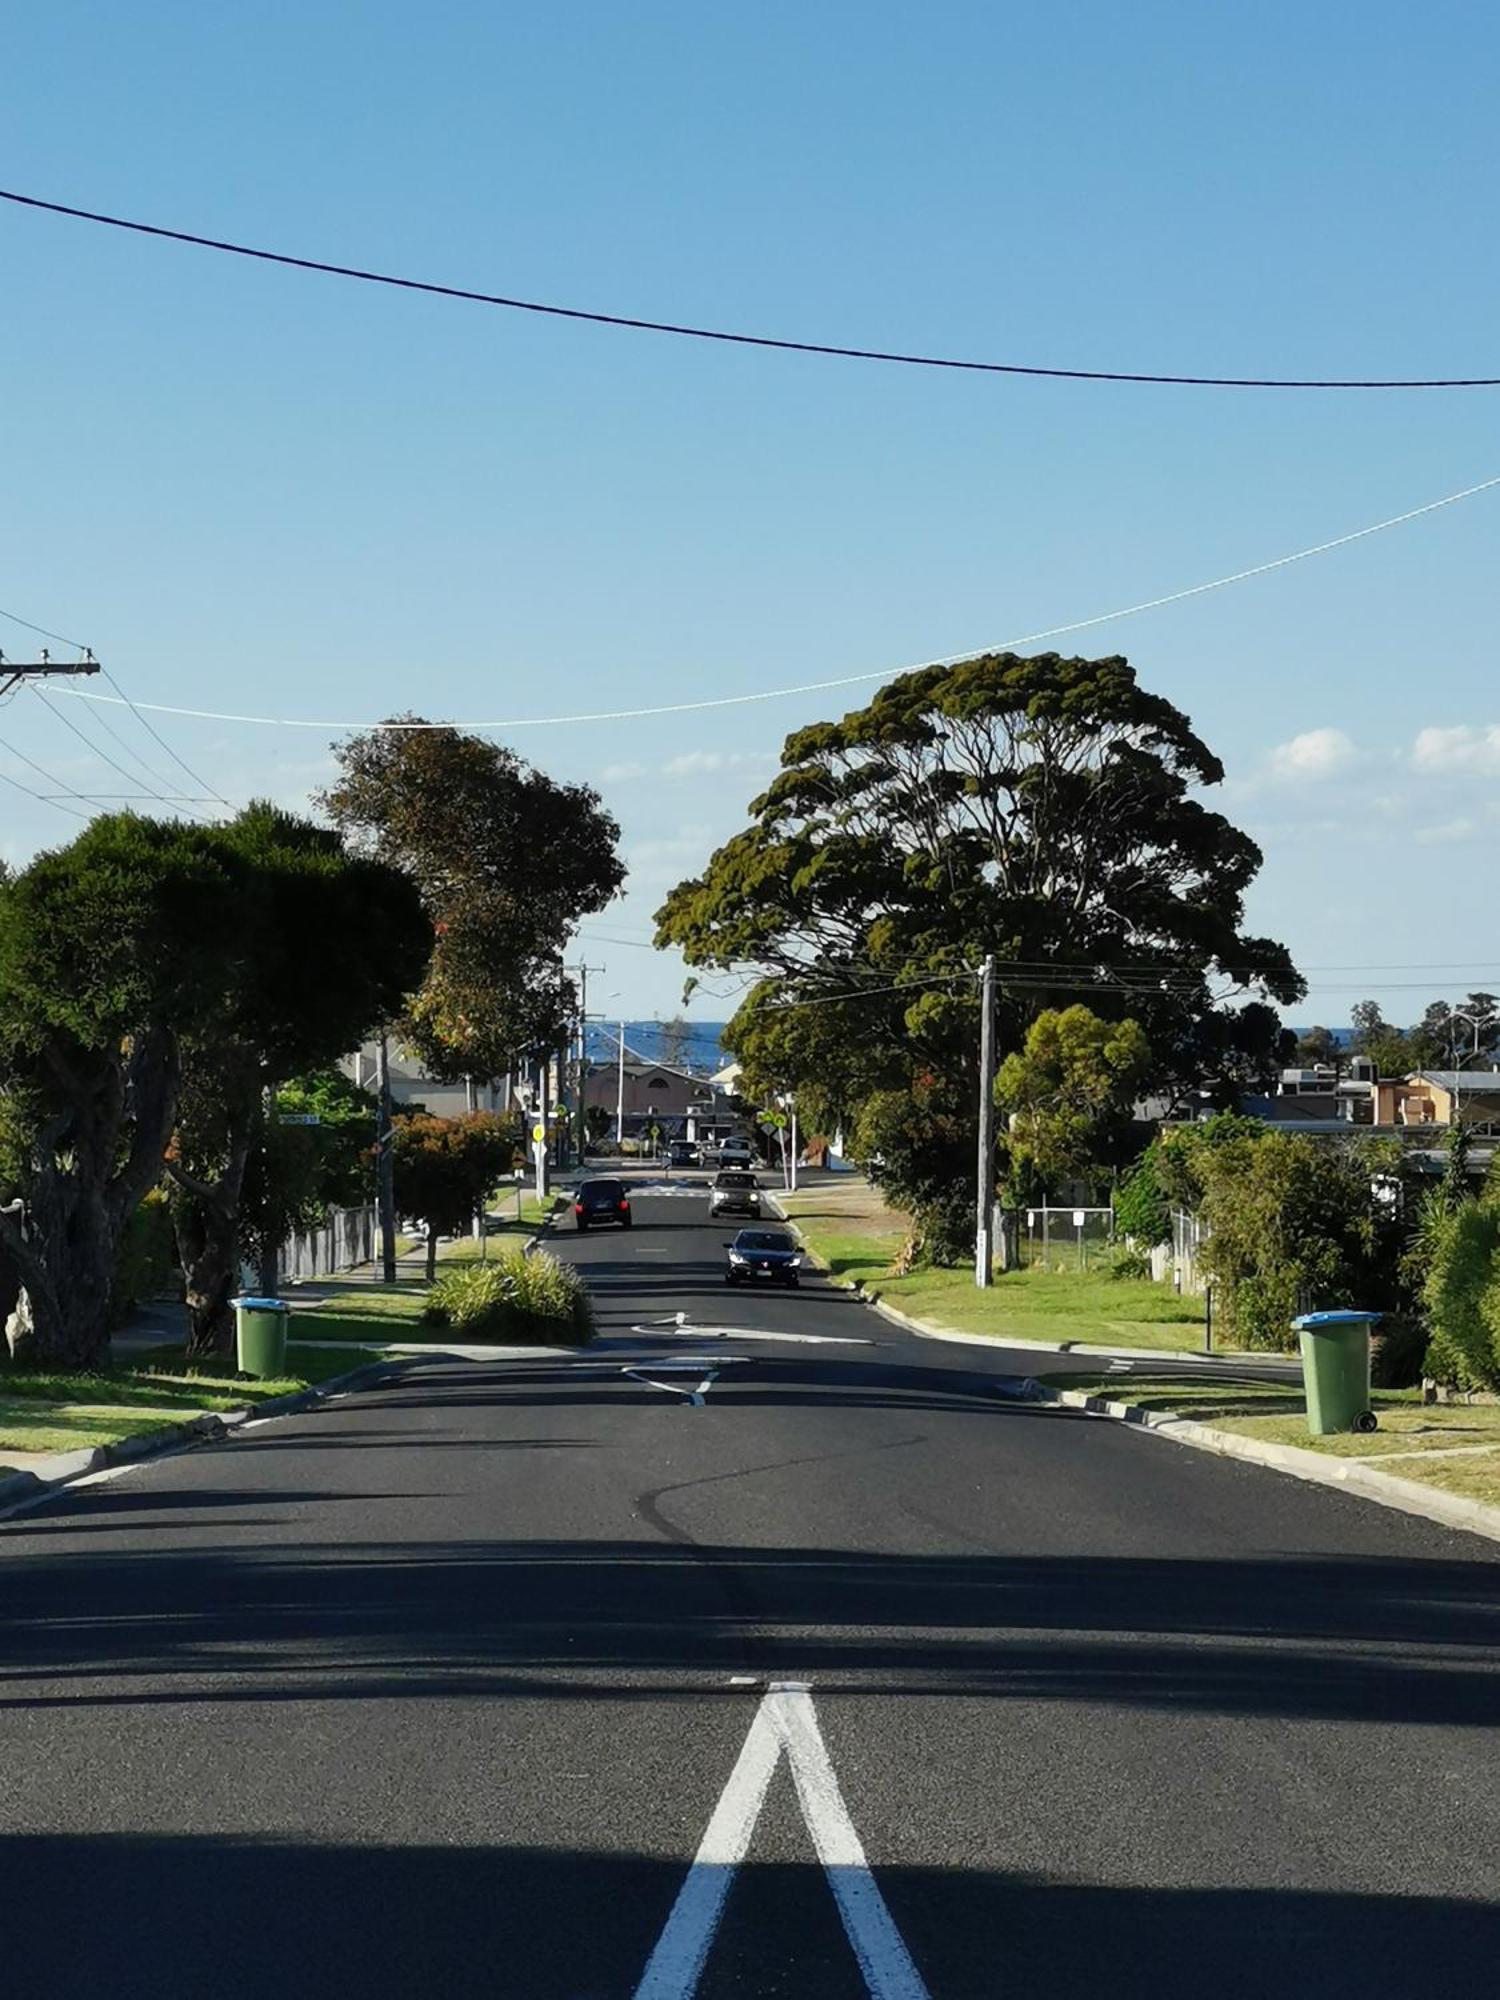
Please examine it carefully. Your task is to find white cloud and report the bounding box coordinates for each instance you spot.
[660,748,776,780]
[1411,725,1500,776]
[1267,727,1357,782]
[663,750,727,777]
[601,760,647,782]
[1414,816,1479,845]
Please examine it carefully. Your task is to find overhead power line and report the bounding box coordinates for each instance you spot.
[43,467,1500,733]
[5,185,1500,391]
[32,685,200,815]
[0,607,233,814]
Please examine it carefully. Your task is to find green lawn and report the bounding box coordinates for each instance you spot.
[0,1342,382,1465]
[1046,1371,1500,1510]
[289,1283,436,1343]
[779,1180,1212,1354]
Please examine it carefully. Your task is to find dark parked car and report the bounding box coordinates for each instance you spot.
[709,1169,762,1219]
[667,1139,699,1168]
[574,1177,632,1232]
[725,1227,803,1287]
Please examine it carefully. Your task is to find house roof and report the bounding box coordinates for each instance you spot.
[1409,1071,1500,1093]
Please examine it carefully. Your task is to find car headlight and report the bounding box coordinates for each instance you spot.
[728,1250,747,1264]
[789,1256,802,1267]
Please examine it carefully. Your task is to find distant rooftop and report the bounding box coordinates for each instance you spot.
[1411,1070,1500,1092]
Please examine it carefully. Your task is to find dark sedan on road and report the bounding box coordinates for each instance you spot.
[709,1169,762,1219]
[574,1177,633,1231]
[725,1227,803,1287]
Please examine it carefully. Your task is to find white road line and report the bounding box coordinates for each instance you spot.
[767,1687,930,1999]
[624,1365,723,1405]
[633,1683,930,2000]
[633,1695,784,1999]
[628,1323,871,1347]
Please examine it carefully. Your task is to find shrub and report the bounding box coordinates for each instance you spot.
[1195,1130,1405,1352]
[425,1248,594,1345]
[1109,1246,1152,1282]
[1113,1147,1170,1249]
[1424,1201,1500,1390]
[1371,1312,1430,1389]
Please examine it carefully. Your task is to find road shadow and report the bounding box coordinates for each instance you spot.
[0,1830,1494,1998]
[3,1523,1499,1726]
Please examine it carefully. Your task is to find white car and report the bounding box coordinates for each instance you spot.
[716,1136,754,1168]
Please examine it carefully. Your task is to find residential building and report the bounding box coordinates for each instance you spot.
[1374,1071,1500,1132]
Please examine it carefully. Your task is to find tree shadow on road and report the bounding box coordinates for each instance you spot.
[0,1829,1494,1999]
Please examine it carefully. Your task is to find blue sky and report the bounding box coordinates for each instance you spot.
[3,2,1498,1027]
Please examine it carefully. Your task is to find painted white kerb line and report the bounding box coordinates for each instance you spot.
[633,1683,930,2000]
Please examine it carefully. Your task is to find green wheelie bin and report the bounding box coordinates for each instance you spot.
[1293,1310,1380,1437]
[233,1294,289,1379]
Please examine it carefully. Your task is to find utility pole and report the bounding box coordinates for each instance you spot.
[536,1052,551,1200]
[975,954,997,1289]
[567,961,604,1163]
[376,1029,397,1283]
[616,1019,627,1147]
[0,648,102,700]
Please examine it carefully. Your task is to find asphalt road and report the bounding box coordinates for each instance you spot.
[3,1170,1500,1997]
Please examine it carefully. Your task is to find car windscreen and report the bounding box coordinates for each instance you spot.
[716,1172,757,1187]
[737,1231,793,1251]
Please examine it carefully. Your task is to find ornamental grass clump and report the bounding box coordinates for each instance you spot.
[425,1249,594,1345]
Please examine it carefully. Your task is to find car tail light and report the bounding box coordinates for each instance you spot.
[574,1202,583,1213]
[619,1199,629,1211]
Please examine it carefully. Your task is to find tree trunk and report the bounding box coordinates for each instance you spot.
[426,1227,438,1284]
[0,1030,181,1371]
[169,1116,257,1360]
[173,1194,241,1359]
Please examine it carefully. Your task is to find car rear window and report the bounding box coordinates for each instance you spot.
[581,1180,624,1199]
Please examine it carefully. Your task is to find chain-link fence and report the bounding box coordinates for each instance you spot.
[1018,1204,1115,1270]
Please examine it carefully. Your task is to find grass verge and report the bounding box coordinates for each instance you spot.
[0,1342,382,1465]
[1045,1371,1500,1510]
[779,1179,1214,1354]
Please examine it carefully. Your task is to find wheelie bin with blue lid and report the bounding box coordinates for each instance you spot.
[232,1295,289,1379]
[1293,1310,1380,1436]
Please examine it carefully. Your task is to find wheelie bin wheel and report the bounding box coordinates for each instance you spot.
[1352,1409,1378,1434]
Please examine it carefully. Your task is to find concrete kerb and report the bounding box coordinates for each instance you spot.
[769,1197,1273,1370]
[772,1200,1500,1542]
[0,1354,409,1521]
[1017,1378,1500,1548]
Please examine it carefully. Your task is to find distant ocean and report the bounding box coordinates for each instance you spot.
[584,1021,728,1074]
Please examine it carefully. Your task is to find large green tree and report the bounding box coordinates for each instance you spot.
[166,806,430,1356]
[320,722,624,1081]
[0,816,245,1365]
[657,652,1302,1244]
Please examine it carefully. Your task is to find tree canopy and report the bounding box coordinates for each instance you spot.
[320,722,624,1080]
[392,1111,516,1281]
[656,652,1302,1243]
[996,1005,1150,1196]
[0,814,244,1364]
[168,805,430,1354]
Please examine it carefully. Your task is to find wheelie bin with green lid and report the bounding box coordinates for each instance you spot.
[232,1295,289,1379]
[1293,1310,1380,1436]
